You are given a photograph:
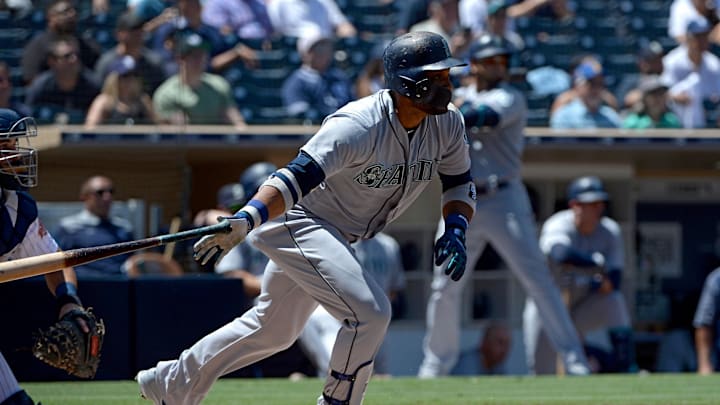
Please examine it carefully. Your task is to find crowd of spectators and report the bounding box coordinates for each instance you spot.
[3,0,720,128]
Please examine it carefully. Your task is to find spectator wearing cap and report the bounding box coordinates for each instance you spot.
[662,18,720,128]
[616,41,665,110]
[622,76,681,129]
[281,31,353,123]
[550,55,619,115]
[25,36,101,124]
[550,61,621,129]
[354,40,390,98]
[268,0,357,39]
[669,0,720,45]
[21,0,101,85]
[85,55,161,127]
[152,32,246,126]
[94,11,168,94]
[150,0,259,73]
[410,0,472,57]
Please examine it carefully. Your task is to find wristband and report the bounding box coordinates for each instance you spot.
[55,282,82,311]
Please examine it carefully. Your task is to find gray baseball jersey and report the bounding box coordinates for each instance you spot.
[149,90,471,405]
[693,267,720,363]
[524,209,631,374]
[420,82,590,377]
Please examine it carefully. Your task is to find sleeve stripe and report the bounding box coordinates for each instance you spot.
[273,170,299,205]
[247,199,269,223]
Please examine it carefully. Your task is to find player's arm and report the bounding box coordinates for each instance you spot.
[43,257,82,312]
[434,170,476,282]
[194,151,326,264]
[693,273,719,374]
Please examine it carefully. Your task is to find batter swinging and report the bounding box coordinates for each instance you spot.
[136,31,476,405]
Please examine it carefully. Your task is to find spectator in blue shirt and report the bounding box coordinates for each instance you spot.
[281,29,354,124]
[550,61,621,129]
[694,267,720,374]
[54,175,134,277]
[451,321,512,376]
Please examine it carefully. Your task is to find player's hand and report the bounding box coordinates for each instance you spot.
[434,226,467,282]
[193,215,250,265]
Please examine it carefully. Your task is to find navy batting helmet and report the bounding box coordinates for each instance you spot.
[383,31,466,112]
[567,176,609,203]
[240,162,278,197]
[0,108,38,189]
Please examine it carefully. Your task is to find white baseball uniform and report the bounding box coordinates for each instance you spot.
[419,82,590,377]
[146,90,471,405]
[1,187,60,402]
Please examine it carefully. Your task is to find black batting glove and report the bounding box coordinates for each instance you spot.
[434,213,468,281]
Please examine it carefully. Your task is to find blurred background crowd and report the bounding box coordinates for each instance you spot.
[2,0,719,129]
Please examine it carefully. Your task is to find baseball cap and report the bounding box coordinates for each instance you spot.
[573,61,603,83]
[637,75,668,95]
[216,183,246,211]
[567,176,609,203]
[488,0,510,16]
[109,55,138,76]
[687,18,711,36]
[638,41,663,61]
[116,11,145,31]
[175,32,211,57]
[296,26,334,55]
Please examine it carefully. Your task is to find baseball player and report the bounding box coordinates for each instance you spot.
[418,36,591,378]
[0,108,89,405]
[523,176,634,374]
[694,266,720,374]
[137,31,476,405]
[220,164,407,377]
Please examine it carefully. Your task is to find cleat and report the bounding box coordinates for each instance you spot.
[136,368,165,404]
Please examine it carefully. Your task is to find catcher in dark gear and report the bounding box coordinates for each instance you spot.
[0,108,104,405]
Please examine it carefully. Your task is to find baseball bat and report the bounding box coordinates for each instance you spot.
[0,220,232,283]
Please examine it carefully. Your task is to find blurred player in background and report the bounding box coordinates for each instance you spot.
[523,176,634,374]
[694,266,720,374]
[0,108,89,405]
[419,36,590,378]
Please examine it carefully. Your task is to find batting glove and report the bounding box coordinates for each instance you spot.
[193,214,251,266]
[434,213,468,282]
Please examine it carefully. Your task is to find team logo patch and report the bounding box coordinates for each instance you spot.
[468,183,477,201]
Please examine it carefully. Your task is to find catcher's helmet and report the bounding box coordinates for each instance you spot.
[567,176,609,203]
[0,108,38,189]
[383,31,466,107]
[240,162,278,197]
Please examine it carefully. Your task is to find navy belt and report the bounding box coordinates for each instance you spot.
[475,179,509,195]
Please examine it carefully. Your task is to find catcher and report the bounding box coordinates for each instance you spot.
[0,108,104,405]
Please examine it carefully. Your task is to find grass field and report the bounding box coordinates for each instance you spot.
[21,374,720,404]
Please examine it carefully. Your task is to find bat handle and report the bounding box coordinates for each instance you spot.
[157,220,233,245]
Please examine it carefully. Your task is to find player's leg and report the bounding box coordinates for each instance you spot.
[522,299,558,374]
[141,260,319,405]
[298,306,342,377]
[0,353,38,405]
[255,214,392,405]
[573,292,635,372]
[418,216,486,377]
[487,182,589,374]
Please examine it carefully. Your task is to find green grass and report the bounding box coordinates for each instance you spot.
[23,374,720,404]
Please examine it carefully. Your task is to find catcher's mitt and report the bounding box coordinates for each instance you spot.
[32,307,105,378]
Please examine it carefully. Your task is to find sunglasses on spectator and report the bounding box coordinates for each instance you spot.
[93,188,114,196]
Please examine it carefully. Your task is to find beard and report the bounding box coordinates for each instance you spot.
[414,86,452,115]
